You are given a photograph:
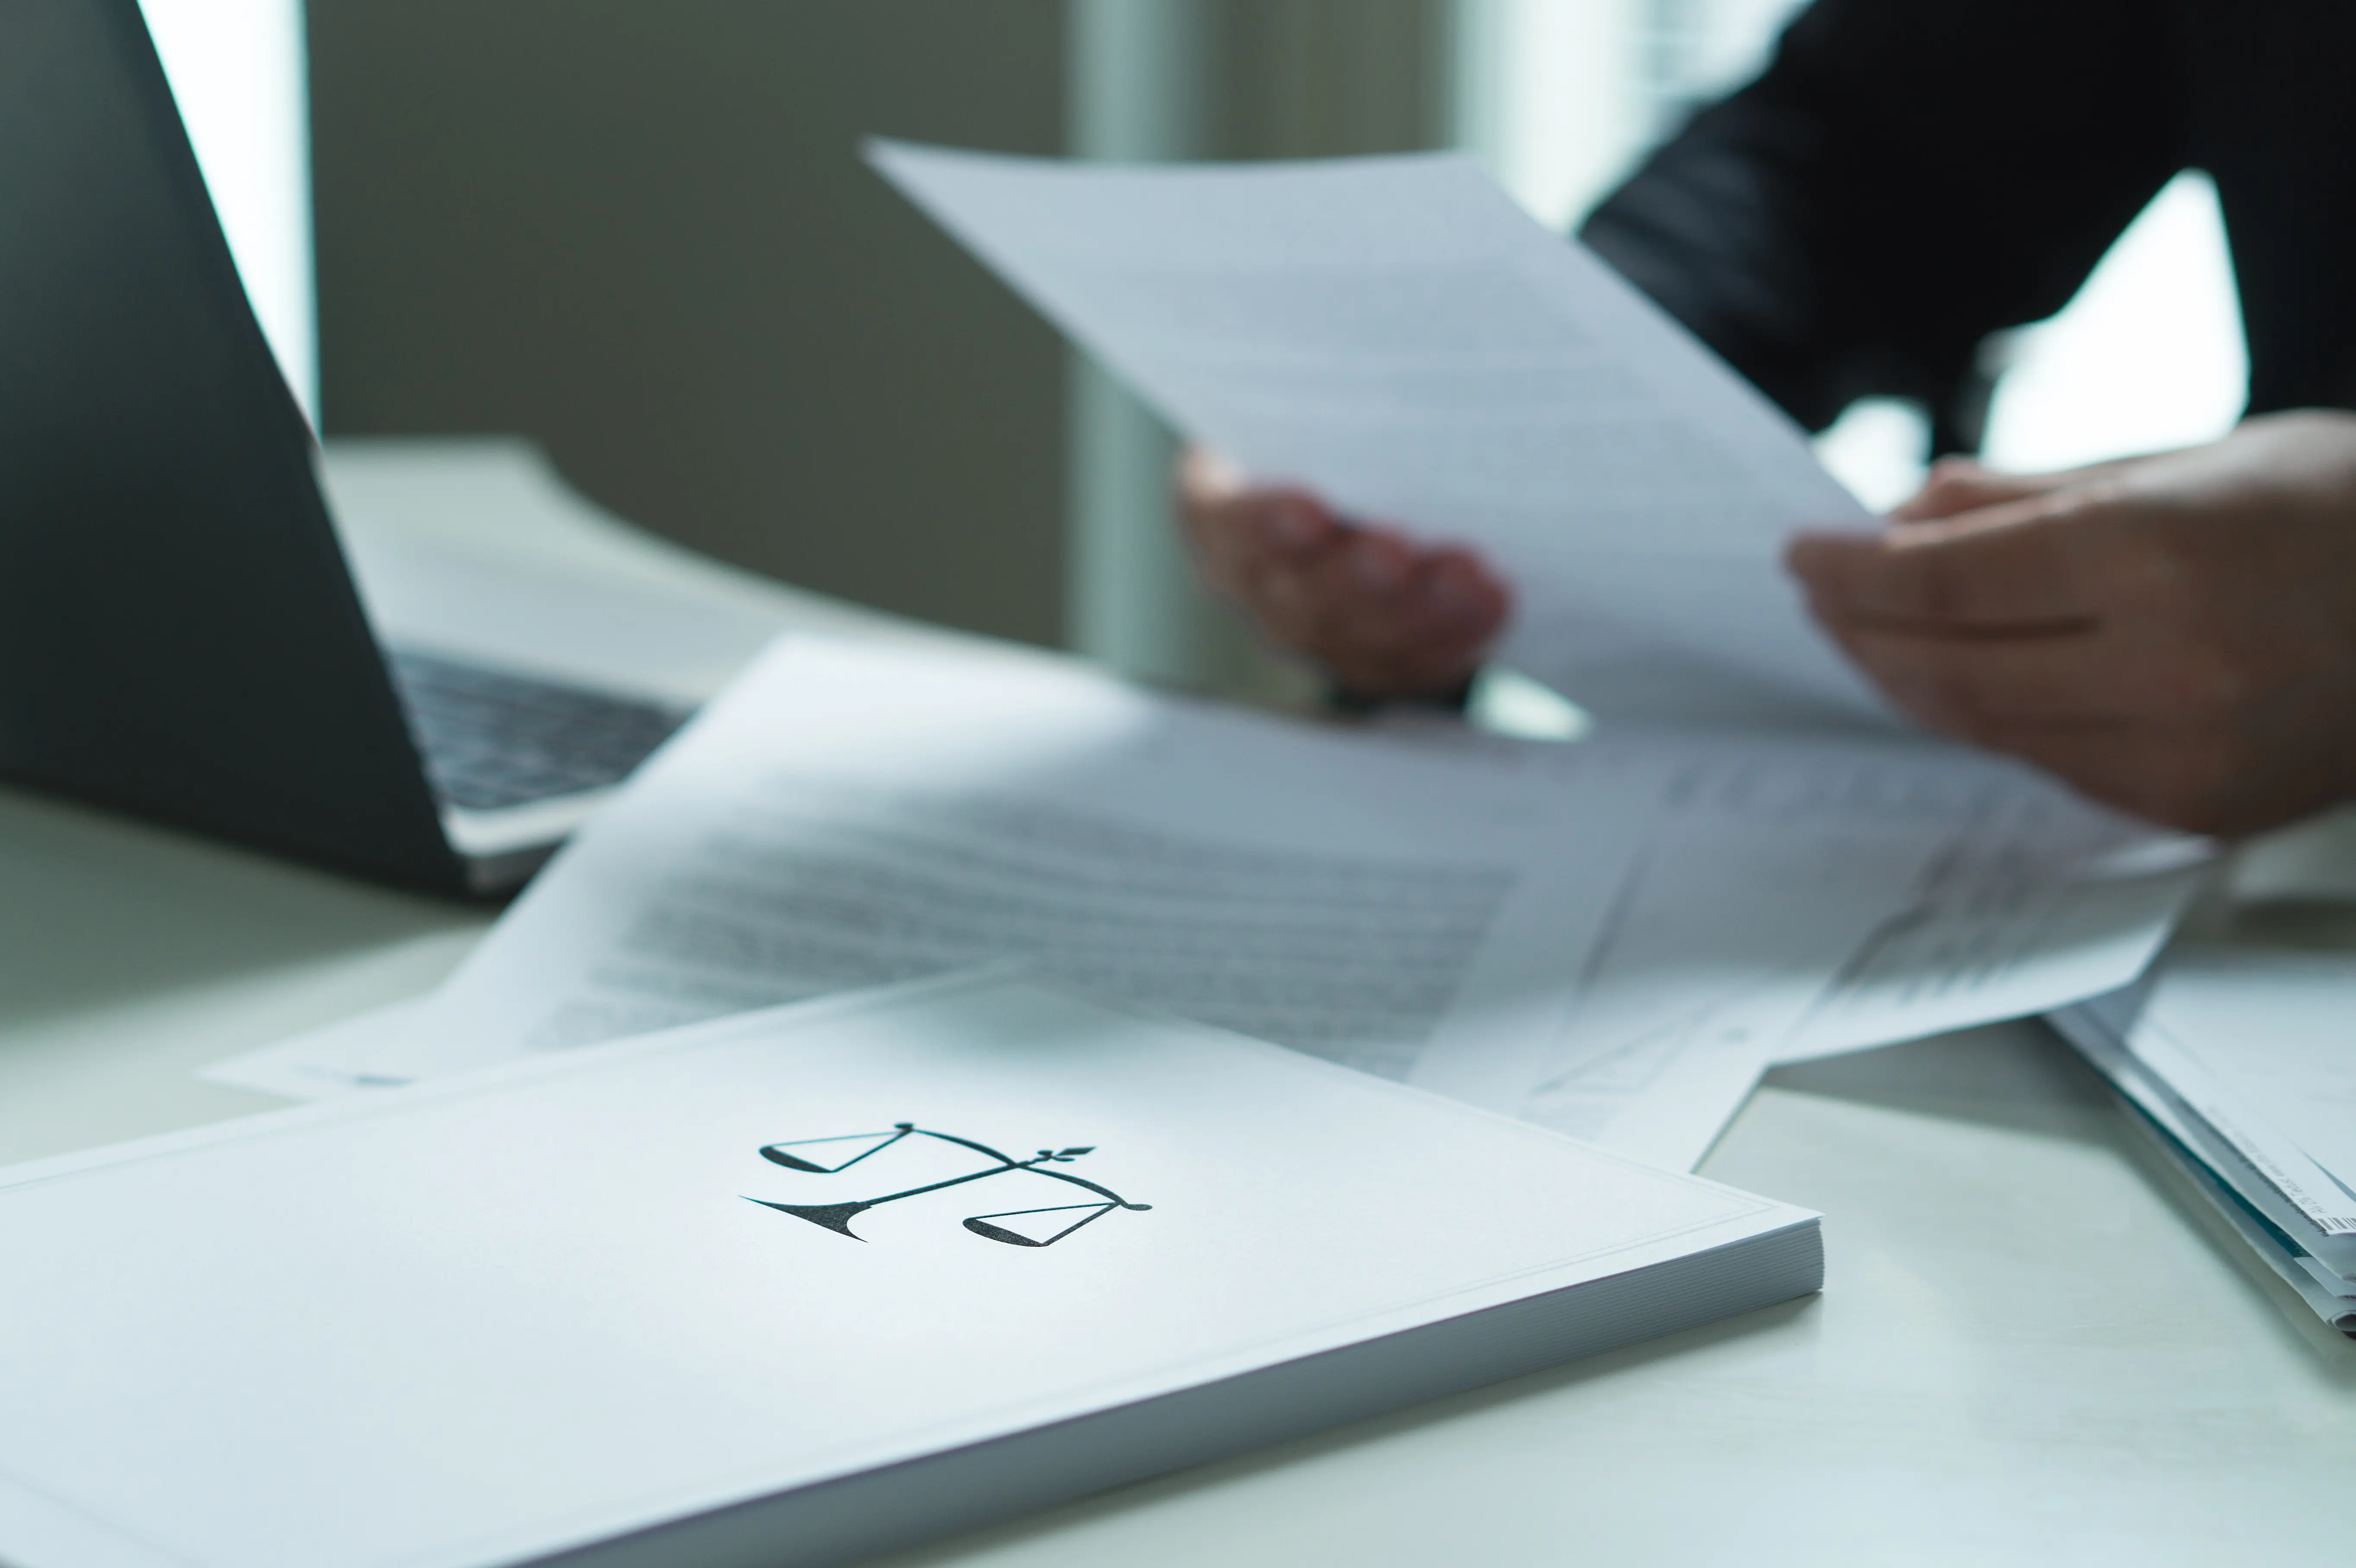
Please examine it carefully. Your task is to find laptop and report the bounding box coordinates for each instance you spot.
[0,0,694,896]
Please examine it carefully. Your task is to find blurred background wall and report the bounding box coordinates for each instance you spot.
[155,1,2247,695]
[306,0,1074,649]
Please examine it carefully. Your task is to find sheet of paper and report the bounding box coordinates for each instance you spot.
[2052,999,2356,1281]
[1776,816,2211,1064]
[1404,729,2208,1166]
[206,639,2203,1176]
[2118,950,2356,1232]
[2071,1029,2356,1331]
[298,635,1662,1100]
[201,999,431,1099]
[0,972,1818,1568]
[2140,950,2356,1189]
[2125,1018,2356,1238]
[867,141,1883,720]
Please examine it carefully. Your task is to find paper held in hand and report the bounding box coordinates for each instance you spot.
[210,145,2216,1172]
[0,972,1822,1568]
[865,139,1884,721]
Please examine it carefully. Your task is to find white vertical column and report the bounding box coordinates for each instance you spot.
[138,0,317,426]
[1064,0,1226,688]
[1452,0,1646,230]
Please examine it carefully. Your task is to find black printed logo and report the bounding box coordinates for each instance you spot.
[746,1122,1152,1247]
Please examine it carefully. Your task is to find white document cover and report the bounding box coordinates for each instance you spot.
[1,974,1818,1568]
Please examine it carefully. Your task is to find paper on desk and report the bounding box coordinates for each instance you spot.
[2074,1030,2356,1331]
[208,639,2206,1179]
[2053,995,2356,1295]
[288,635,1661,1103]
[1400,729,2210,1166]
[1774,818,2212,1064]
[867,141,1883,721]
[2109,951,2356,1234]
[200,999,431,1100]
[7,972,1820,1568]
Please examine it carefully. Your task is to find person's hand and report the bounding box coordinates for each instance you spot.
[1177,448,1510,699]
[1787,410,2356,836]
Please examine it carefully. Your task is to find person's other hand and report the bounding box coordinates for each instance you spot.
[1177,447,1510,699]
[1787,410,2356,835]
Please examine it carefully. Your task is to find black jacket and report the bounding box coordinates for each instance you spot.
[1580,0,2356,450]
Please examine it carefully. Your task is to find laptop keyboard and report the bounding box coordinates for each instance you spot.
[386,647,690,813]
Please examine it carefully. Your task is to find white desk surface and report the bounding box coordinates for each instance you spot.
[3,443,2351,1567]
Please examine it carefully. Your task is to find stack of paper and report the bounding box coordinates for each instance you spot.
[2051,949,2356,1336]
[210,635,2210,1172]
[2,973,1821,1568]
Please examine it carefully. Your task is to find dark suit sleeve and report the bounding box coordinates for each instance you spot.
[1579,0,2192,436]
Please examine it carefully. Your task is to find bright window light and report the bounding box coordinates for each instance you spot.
[137,0,317,425]
[1815,397,1929,513]
[1460,6,2245,509]
[1980,173,2245,476]
[1454,0,1648,231]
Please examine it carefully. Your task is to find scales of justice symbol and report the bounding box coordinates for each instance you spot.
[745,1122,1152,1247]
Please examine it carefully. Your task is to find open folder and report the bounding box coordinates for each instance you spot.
[2052,947,2356,1336]
[0,973,1819,1568]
